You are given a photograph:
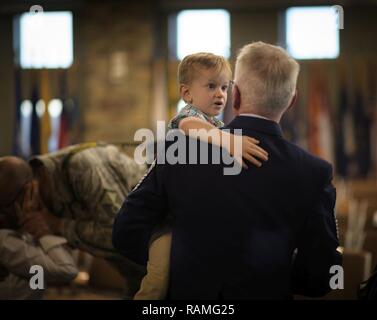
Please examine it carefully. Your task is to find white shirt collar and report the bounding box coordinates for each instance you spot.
[239,113,270,120]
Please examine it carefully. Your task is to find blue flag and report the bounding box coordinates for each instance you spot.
[12,68,22,156]
[30,84,40,155]
[353,91,371,177]
[335,87,348,177]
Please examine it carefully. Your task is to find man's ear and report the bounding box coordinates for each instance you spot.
[287,89,298,111]
[232,84,241,115]
[180,84,192,104]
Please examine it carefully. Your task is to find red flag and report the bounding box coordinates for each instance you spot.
[308,72,335,164]
[39,69,52,154]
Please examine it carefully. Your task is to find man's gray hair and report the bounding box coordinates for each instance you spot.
[234,41,300,116]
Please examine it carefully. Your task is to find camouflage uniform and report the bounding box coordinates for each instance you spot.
[29,142,147,297]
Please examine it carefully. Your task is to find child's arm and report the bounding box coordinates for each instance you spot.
[179,116,268,167]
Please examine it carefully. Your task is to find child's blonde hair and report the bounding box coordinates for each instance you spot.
[178,52,232,85]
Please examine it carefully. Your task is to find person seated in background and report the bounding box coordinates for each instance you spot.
[0,142,147,299]
[0,181,78,299]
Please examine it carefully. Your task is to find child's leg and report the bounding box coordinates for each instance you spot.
[133,231,172,300]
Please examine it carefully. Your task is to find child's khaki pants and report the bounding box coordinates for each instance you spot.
[133,231,172,300]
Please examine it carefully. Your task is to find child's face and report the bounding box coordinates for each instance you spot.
[182,68,230,117]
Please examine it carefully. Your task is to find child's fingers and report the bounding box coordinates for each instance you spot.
[245,136,260,145]
[250,143,268,157]
[247,147,268,161]
[243,154,262,167]
[252,145,268,158]
[244,138,268,156]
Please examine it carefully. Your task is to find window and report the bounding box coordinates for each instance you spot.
[285,6,339,59]
[19,11,73,68]
[176,9,230,60]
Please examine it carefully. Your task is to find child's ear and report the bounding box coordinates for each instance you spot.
[180,84,192,103]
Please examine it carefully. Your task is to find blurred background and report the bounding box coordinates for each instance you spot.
[0,0,376,300]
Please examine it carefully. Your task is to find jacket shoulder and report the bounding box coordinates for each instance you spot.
[284,140,333,180]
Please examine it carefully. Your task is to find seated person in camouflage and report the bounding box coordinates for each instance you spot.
[0,143,147,298]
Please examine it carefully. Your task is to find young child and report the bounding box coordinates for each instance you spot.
[169,53,268,168]
[133,52,268,299]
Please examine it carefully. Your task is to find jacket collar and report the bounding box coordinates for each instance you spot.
[226,115,283,137]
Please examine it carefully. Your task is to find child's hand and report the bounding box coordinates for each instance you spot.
[228,135,268,168]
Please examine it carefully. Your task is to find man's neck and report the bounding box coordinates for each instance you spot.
[239,113,269,120]
[238,112,280,123]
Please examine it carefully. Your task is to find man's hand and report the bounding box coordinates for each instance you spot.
[19,181,52,239]
[20,210,51,239]
[20,180,40,215]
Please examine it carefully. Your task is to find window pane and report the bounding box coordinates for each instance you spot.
[177,10,230,60]
[286,6,339,59]
[20,11,73,68]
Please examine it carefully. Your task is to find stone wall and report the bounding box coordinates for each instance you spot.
[76,1,155,144]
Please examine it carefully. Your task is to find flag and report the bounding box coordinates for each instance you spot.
[371,99,377,176]
[335,87,348,177]
[366,60,377,177]
[353,91,371,177]
[308,78,321,155]
[308,73,335,165]
[369,63,377,177]
[58,70,70,149]
[39,70,51,154]
[12,68,22,156]
[58,101,70,148]
[30,83,40,155]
